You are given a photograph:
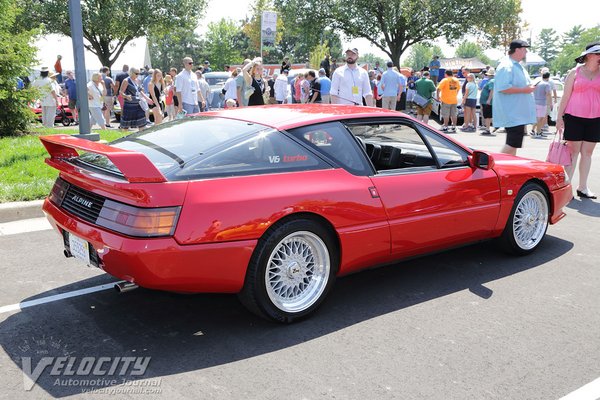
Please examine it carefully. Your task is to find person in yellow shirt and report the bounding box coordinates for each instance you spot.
[436,70,460,132]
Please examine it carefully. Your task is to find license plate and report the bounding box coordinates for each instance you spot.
[68,232,91,265]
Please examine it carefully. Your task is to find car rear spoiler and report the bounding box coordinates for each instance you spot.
[40,135,167,183]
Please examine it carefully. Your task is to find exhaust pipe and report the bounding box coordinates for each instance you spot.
[114,281,139,293]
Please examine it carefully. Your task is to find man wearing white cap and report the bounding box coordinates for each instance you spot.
[32,67,58,128]
[330,48,373,106]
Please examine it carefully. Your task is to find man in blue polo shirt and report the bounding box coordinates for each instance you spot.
[378,61,404,110]
[493,39,536,155]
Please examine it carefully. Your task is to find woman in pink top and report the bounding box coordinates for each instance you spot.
[556,43,600,199]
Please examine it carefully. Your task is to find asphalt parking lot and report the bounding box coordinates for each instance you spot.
[0,117,599,399]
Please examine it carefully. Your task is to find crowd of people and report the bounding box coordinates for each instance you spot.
[30,39,599,198]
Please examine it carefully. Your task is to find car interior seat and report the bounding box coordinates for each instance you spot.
[378,145,401,170]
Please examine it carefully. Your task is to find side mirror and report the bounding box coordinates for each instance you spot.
[471,150,495,170]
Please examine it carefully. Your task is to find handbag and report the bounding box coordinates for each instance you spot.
[139,97,149,112]
[546,131,571,166]
[413,93,430,108]
[244,85,255,100]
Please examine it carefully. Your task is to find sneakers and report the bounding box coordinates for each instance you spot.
[480,128,491,135]
[448,126,456,133]
[441,126,449,132]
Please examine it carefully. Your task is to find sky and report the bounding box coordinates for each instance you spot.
[35,0,600,70]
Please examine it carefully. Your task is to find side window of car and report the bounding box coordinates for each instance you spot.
[174,129,328,179]
[287,122,372,176]
[418,128,470,168]
[346,123,437,172]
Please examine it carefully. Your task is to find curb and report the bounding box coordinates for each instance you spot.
[0,200,45,224]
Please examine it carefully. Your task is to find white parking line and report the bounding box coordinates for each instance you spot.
[0,217,52,236]
[560,376,600,400]
[0,282,123,315]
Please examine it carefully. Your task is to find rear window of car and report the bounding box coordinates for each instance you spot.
[76,116,329,180]
[205,76,229,86]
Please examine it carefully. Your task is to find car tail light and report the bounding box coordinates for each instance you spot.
[49,177,69,206]
[97,200,181,237]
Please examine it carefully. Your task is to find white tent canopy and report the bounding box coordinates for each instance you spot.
[524,51,546,66]
[32,34,149,79]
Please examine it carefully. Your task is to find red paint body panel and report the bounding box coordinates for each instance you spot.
[175,169,392,275]
[54,165,188,208]
[371,167,502,257]
[488,156,572,232]
[39,106,572,294]
[41,135,167,183]
[43,199,253,293]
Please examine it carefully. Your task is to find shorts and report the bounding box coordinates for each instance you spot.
[563,114,600,142]
[505,125,526,148]
[464,98,476,109]
[416,103,433,116]
[536,104,547,118]
[68,99,78,110]
[441,103,457,119]
[482,104,492,119]
[103,96,114,110]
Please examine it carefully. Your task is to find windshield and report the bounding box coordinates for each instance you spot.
[205,76,229,86]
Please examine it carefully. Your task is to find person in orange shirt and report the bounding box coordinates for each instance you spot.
[54,55,63,83]
[436,69,460,132]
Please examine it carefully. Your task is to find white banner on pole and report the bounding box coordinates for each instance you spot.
[261,11,277,47]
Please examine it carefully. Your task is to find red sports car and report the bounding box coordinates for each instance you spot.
[40,105,573,322]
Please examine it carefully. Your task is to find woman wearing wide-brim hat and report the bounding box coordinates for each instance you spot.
[555,42,600,199]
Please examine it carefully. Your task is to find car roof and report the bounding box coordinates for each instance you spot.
[203,71,231,77]
[201,104,403,131]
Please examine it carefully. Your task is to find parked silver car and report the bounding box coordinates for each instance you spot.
[204,71,231,109]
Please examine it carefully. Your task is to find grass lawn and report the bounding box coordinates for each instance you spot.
[0,127,129,203]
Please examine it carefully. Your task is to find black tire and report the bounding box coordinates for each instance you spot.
[238,218,338,323]
[500,182,549,255]
[61,117,71,126]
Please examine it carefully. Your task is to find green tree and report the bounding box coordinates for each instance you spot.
[19,0,207,68]
[552,25,600,74]
[477,0,525,51]
[360,53,386,68]
[278,0,521,66]
[273,0,341,64]
[534,28,559,64]
[205,19,244,70]
[148,26,204,73]
[404,44,444,71]
[243,0,284,61]
[455,41,492,65]
[0,0,38,136]
[561,25,585,47]
[309,42,329,70]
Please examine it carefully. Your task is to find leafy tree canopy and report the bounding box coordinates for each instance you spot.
[0,0,38,136]
[19,0,207,68]
[455,41,492,66]
[404,43,444,71]
[278,0,522,66]
[534,28,559,64]
[205,19,244,70]
[551,25,600,74]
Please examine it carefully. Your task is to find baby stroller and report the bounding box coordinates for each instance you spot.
[55,98,74,126]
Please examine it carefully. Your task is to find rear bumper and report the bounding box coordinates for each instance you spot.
[43,199,255,293]
[549,184,573,224]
